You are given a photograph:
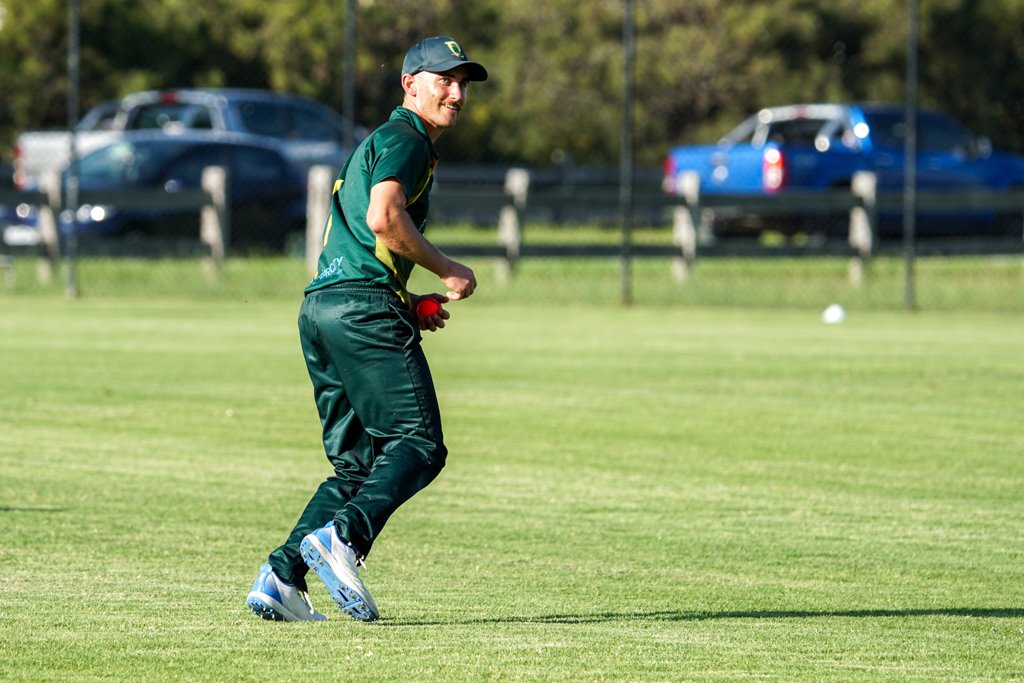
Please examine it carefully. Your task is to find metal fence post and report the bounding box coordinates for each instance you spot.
[306,165,334,277]
[65,0,80,298]
[620,0,636,306]
[848,171,877,286]
[904,0,920,310]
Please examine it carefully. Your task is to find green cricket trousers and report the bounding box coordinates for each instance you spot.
[268,283,446,587]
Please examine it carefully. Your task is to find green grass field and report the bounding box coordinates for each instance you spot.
[2,286,1023,680]
[5,232,1024,312]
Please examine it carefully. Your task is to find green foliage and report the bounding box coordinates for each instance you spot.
[1,1,1022,165]
[922,0,1024,153]
[0,0,67,138]
[1,297,1023,680]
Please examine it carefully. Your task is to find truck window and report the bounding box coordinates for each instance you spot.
[863,111,974,152]
[77,100,121,132]
[861,112,904,149]
[917,114,972,153]
[237,102,291,138]
[162,146,229,186]
[78,142,139,184]
[765,119,830,146]
[191,109,213,130]
[129,104,212,131]
[813,118,858,152]
[290,107,343,142]
[79,141,183,185]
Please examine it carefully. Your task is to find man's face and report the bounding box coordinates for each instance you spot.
[406,65,472,135]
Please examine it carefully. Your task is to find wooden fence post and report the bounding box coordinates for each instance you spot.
[200,166,229,270]
[37,169,62,283]
[848,171,877,286]
[671,171,700,282]
[496,167,529,282]
[306,165,334,278]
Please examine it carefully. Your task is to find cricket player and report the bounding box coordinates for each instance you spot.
[246,36,487,622]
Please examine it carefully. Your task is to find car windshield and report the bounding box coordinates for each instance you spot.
[863,111,974,152]
[78,141,186,185]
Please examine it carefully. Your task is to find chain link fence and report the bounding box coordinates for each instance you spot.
[4,161,1021,313]
[1,4,1022,312]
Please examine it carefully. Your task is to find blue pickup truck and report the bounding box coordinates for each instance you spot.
[663,103,1024,237]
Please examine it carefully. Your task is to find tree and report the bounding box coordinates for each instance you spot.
[0,0,68,149]
[922,0,1024,152]
[2,0,1023,168]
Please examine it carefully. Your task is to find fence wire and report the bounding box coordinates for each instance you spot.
[1,9,1022,312]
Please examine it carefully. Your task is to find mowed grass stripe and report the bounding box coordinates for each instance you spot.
[1,297,1022,681]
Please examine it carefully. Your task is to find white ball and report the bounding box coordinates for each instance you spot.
[822,304,846,324]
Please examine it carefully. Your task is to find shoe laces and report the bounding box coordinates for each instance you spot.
[335,530,368,568]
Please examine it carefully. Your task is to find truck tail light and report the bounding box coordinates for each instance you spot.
[12,143,26,189]
[762,148,786,193]
[662,156,677,194]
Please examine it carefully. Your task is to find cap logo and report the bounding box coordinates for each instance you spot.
[445,41,465,58]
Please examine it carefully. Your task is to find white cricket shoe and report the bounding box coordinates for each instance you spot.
[246,563,328,622]
[300,521,379,622]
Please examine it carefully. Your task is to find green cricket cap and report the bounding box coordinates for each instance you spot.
[402,36,488,82]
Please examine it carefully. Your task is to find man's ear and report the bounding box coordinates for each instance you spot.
[401,73,417,97]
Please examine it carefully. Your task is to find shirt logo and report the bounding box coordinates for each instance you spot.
[445,41,465,58]
[313,256,345,282]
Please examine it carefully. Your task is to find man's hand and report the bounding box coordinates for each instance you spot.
[441,261,476,300]
[413,293,450,332]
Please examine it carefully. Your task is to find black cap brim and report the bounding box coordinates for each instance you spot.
[424,59,488,82]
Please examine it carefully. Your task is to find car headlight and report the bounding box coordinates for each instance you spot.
[74,204,110,222]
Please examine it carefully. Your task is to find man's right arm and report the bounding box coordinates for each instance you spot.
[365,179,476,300]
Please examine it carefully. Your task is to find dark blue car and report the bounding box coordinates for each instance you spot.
[3,131,309,252]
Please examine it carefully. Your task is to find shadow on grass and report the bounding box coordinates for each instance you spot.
[381,607,1024,627]
[0,506,66,513]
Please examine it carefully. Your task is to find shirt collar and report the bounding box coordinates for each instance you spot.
[390,107,437,156]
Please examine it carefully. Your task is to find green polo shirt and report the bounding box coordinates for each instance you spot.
[306,107,438,302]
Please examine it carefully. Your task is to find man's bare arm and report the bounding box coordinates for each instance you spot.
[366,179,476,299]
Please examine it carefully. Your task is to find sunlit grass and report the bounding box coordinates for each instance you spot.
[1,297,1022,681]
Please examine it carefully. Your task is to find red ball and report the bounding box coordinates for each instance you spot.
[416,298,442,318]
